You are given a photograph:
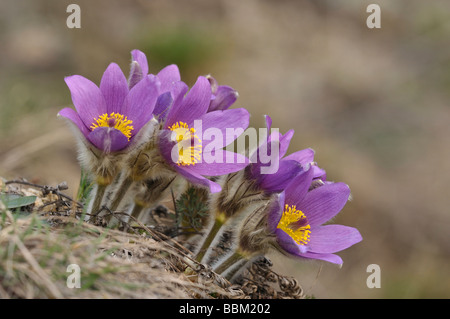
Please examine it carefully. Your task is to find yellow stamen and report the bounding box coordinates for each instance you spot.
[169,121,202,166]
[277,204,311,245]
[90,113,134,141]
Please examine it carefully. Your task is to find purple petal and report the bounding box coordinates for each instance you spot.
[153,91,173,122]
[165,76,211,128]
[175,165,222,193]
[254,159,303,193]
[131,49,148,77]
[275,228,309,255]
[208,85,239,112]
[207,75,218,93]
[159,129,247,182]
[309,225,362,254]
[123,75,160,134]
[284,147,325,180]
[284,168,315,207]
[87,127,129,153]
[250,131,282,166]
[64,75,106,126]
[300,182,351,228]
[157,64,181,93]
[100,63,129,114]
[187,150,249,176]
[283,148,315,165]
[158,129,179,161]
[160,128,248,175]
[199,108,250,147]
[275,130,294,159]
[294,251,343,265]
[128,61,143,90]
[58,107,90,136]
[168,80,189,110]
[312,165,327,180]
[265,115,272,134]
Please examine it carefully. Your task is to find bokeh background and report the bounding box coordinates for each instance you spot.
[1,0,449,298]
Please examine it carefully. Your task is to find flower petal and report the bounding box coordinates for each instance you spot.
[157,64,181,93]
[58,107,90,136]
[64,75,106,126]
[131,49,148,77]
[169,80,189,108]
[187,150,249,176]
[208,85,238,112]
[175,165,222,193]
[276,129,294,159]
[249,131,282,166]
[199,108,250,149]
[309,225,362,254]
[300,182,351,227]
[153,91,173,122]
[87,127,129,153]
[295,251,343,265]
[283,167,315,206]
[158,130,244,187]
[254,159,303,193]
[165,76,211,128]
[128,61,143,90]
[312,164,327,180]
[100,63,129,114]
[265,115,272,134]
[201,108,249,133]
[123,74,160,134]
[207,75,219,93]
[283,148,315,165]
[275,228,309,255]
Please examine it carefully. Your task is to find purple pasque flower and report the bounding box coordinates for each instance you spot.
[206,75,239,112]
[246,115,326,193]
[267,168,362,264]
[158,76,250,193]
[59,61,160,153]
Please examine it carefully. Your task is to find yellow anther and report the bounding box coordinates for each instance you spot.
[90,113,134,141]
[169,121,202,166]
[277,204,311,245]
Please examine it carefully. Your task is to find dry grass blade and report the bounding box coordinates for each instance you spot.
[11,234,63,299]
[0,180,304,299]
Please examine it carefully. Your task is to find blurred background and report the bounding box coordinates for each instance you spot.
[0,0,449,298]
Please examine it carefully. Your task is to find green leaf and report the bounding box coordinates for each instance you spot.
[77,168,94,203]
[175,187,209,231]
[1,193,37,209]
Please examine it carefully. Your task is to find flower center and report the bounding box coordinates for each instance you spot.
[277,204,311,245]
[90,113,134,141]
[169,121,202,166]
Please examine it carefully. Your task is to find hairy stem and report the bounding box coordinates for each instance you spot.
[194,213,227,263]
[130,203,144,221]
[213,250,247,275]
[88,183,107,218]
[108,175,134,212]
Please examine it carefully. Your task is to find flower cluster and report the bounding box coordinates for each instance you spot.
[59,49,362,281]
